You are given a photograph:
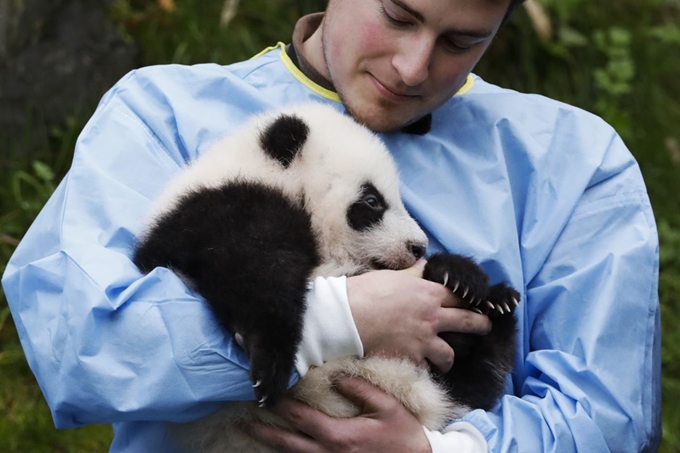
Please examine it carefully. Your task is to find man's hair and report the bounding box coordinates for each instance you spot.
[502,0,526,26]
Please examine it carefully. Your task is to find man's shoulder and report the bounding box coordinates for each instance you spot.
[458,75,611,134]
[90,45,294,127]
[81,47,293,165]
[121,52,279,92]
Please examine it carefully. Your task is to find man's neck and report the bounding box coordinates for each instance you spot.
[290,13,333,91]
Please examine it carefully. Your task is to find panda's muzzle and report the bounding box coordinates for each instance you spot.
[369,241,427,271]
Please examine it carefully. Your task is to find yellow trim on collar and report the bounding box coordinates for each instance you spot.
[252,43,475,101]
[456,74,475,95]
[277,43,341,102]
[250,42,284,60]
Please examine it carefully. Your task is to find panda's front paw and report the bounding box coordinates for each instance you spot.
[487,282,520,318]
[423,253,490,311]
[238,332,295,408]
[488,283,520,316]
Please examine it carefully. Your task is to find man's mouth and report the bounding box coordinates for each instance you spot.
[369,74,418,103]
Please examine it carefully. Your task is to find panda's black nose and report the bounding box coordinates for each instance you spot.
[409,243,426,260]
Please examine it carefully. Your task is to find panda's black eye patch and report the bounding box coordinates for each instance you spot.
[259,114,310,168]
[347,183,388,231]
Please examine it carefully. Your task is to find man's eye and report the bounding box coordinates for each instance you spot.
[380,6,411,27]
[442,38,474,53]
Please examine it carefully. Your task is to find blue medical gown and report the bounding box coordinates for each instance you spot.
[2,44,661,452]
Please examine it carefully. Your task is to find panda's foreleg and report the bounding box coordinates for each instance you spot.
[422,253,519,411]
[133,181,320,407]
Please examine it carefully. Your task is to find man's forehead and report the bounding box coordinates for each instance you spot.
[384,0,511,33]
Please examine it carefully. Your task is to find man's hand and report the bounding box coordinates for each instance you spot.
[346,260,492,373]
[249,375,431,453]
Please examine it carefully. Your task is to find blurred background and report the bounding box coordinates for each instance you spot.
[0,0,678,451]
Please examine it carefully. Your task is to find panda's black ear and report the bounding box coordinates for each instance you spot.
[259,114,310,168]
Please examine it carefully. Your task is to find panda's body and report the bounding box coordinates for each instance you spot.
[133,102,519,452]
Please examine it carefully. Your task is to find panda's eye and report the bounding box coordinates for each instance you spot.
[347,183,388,231]
[364,195,380,208]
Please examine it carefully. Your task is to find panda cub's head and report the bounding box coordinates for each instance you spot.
[255,102,428,277]
[151,102,429,277]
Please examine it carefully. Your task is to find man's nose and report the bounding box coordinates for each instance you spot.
[392,34,434,87]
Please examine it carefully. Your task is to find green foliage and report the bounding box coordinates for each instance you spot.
[0,117,81,283]
[659,220,680,452]
[0,118,113,451]
[592,27,635,134]
[0,355,112,453]
[110,0,326,66]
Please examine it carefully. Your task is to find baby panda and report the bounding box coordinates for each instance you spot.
[132,102,520,452]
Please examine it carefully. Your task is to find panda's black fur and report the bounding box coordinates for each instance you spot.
[133,102,519,452]
[134,180,319,402]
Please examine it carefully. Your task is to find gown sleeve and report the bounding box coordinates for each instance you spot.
[2,70,272,428]
[462,131,661,452]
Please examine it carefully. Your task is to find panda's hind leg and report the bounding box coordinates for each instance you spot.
[135,181,320,407]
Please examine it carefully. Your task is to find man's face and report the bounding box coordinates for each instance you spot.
[320,0,510,132]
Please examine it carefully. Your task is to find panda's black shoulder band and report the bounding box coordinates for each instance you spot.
[259,114,310,168]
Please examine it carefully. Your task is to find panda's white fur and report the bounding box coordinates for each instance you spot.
[179,357,466,453]
[134,102,518,453]
[145,102,427,278]
[137,102,455,452]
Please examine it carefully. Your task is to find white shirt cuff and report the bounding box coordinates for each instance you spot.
[423,422,488,453]
[295,276,364,376]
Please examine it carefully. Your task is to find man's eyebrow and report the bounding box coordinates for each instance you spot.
[446,28,494,39]
[391,0,425,22]
[390,0,494,39]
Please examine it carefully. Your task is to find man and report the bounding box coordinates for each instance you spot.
[2,0,661,452]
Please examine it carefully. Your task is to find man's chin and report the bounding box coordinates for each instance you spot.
[343,104,416,133]
[336,90,419,132]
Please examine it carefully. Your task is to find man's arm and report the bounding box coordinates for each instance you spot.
[1,66,490,430]
[466,185,661,452]
[253,132,662,452]
[1,70,260,427]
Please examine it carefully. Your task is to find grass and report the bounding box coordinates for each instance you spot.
[0,352,113,452]
[0,116,115,450]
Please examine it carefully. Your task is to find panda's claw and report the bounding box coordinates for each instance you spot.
[245,332,296,408]
[235,332,246,350]
[442,272,449,287]
[423,253,495,314]
[486,282,521,318]
[471,307,483,315]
